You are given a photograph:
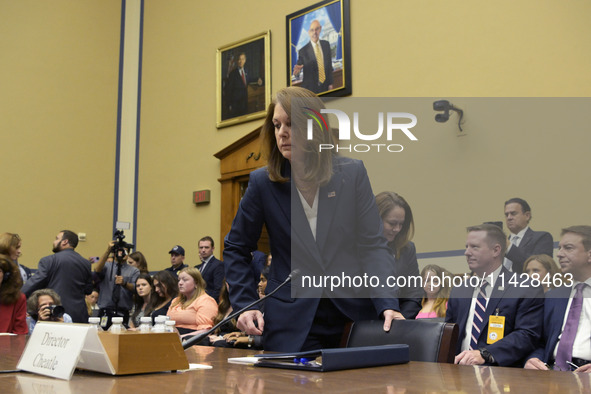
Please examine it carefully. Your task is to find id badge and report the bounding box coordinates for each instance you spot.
[487,315,505,344]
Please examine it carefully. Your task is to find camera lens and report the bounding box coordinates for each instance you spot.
[48,305,65,319]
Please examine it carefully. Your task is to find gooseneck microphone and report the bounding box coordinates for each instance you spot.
[182,269,299,350]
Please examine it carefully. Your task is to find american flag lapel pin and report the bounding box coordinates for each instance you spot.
[328,191,336,198]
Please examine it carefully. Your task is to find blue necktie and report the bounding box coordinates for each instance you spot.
[470,281,489,350]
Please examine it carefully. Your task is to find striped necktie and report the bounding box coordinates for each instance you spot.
[470,281,489,350]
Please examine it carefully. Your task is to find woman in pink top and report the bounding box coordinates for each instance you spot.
[416,264,452,319]
[167,267,217,336]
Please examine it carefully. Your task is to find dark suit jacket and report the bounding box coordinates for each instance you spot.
[226,67,248,116]
[224,157,399,352]
[506,227,554,274]
[528,286,572,363]
[196,256,225,303]
[445,266,543,366]
[296,40,333,93]
[393,241,423,319]
[22,249,93,323]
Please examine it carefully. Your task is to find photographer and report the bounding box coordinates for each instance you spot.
[26,289,72,333]
[94,232,139,329]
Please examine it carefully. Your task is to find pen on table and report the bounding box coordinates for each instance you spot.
[566,361,578,371]
[543,363,551,370]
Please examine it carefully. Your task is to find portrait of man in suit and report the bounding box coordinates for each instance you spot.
[292,20,334,94]
[218,33,269,126]
[287,0,351,97]
[225,52,262,118]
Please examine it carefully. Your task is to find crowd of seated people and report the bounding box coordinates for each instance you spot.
[1,199,589,374]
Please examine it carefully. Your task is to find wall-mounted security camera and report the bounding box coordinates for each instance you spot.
[433,100,464,132]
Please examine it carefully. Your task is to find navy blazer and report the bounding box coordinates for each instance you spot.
[226,67,251,117]
[224,157,399,352]
[296,40,334,93]
[528,286,572,363]
[22,249,93,323]
[506,228,554,274]
[393,242,423,319]
[196,256,225,303]
[445,266,543,366]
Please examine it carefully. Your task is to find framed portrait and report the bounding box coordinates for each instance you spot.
[286,0,351,97]
[217,31,271,128]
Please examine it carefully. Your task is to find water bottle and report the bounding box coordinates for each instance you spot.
[138,316,152,333]
[151,316,166,332]
[164,320,176,333]
[109,317,126,333]
[88,317,103,331]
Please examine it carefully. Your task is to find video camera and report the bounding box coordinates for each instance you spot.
[111,230,135,261]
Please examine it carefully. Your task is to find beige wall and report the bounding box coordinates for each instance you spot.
[3,1,591,273]
[1,1,121,262]
[139,0,591,272]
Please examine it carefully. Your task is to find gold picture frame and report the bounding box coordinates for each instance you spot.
[216,31,271,128]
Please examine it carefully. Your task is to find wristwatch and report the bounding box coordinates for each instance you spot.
[479,348,495,364]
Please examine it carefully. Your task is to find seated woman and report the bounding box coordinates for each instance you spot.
[129,273,156,329]
[523,254,561,293]
[151,270,178,323]
[0,255,27,334]
[167,267,217,337]
[85,288,100,317]
[127,251,149,274]
[211,267,269,349]
[376,191,423,319]
[26,288,73,333]
[208,282,237,346]
[416,264,452,319]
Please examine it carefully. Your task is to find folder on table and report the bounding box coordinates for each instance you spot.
[253,344,409,372]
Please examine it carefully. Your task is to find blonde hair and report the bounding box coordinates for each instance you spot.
[171,267,207,308]
[420,264,452,318]
[0,233,21,257]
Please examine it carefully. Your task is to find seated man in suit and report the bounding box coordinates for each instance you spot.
[446,223,543,367]
[525,225,591,372]
[195,236,224,303]
[503,197,554,273]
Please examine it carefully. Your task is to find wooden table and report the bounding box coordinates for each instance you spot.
[1,335,589,393]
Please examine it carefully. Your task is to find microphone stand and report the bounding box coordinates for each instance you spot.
[182,270,298,349]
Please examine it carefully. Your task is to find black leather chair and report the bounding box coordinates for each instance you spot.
[345,319,459,363]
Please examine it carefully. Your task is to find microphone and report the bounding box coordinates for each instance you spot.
[182,269,300,349]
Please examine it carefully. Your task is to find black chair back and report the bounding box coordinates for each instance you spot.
[345,319,459,363]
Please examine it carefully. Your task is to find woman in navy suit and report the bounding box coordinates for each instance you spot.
[224,87,403,352]
[375,192,423,319]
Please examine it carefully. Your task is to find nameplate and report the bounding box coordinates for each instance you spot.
[17,322,93,380]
